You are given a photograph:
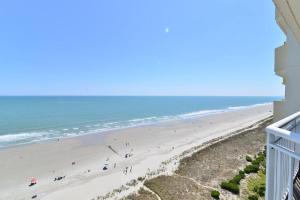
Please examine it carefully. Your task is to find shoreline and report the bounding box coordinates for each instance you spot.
[0,102,272,150]
[0,104,272,200]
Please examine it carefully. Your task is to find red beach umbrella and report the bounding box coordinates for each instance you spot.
[31,178,37,184]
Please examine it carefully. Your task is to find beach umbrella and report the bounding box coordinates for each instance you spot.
[31,178,37,184]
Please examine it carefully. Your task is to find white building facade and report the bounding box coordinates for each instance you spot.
[273,0,300,122]
[266,0,300,199]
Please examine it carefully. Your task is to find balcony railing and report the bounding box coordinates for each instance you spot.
[266,111,300,200]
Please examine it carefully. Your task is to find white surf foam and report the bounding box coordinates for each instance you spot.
[0,102,272,148]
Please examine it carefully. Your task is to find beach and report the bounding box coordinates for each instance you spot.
[0,104,272,200]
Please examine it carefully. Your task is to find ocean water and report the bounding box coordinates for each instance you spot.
[0,96,280,148]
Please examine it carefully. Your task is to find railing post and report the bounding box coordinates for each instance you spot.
[288,156,294,200]
[266,132,276,200]
[277,151,282,200]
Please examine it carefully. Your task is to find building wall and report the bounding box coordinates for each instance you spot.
[273,0,300,121]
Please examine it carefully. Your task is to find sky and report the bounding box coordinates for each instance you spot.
[0,0,285,96]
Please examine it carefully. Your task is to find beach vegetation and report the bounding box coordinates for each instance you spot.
[125,188,158,200]
[221,181,239,194]
[246,150,266,198]
[248,194,259,200]
[211,190,220,199]
[251,159,260,165]
[231,174,244,185]
[123,119,272,200]
[137,176,145,182]
[221,150,266,196]
[244,164,260,174]
[220,170,245,194]
[253,152,265,164]
[239,170,245,178]
[246,155,253,162]
[144,175,212,199]
[126,179,138,187]
[247,170,266,197]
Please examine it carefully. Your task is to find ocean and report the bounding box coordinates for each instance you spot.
[0,96,280,148]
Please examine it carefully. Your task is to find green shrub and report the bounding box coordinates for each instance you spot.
[244,164,259,174]
[211,190,220,199]
[251,159,260,165]
[247,170,266,197]
[231,174,243,184]
[254,183,265,197]
[221,181,239,194]
[257,153,265,162]
[261,159,266,169]
[263,147,266,157]
[258,152,265,158]
[228,170,246,185]
[251,152,265,165]
[246,155,253,162]
[248,195,258,200]
[239,170,245,178]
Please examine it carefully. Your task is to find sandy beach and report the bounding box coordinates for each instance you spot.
[0,104,272,200]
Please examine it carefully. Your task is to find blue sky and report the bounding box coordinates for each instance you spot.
[0,0,285,96]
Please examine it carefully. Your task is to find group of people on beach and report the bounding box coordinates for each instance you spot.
[27,141,135,199]
[104,141,134,175]
[28,175,67,199]
[123,166,133,175]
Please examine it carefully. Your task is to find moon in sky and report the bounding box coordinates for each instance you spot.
[165,27,169,33]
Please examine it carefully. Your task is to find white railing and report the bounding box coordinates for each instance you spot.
[266,111,300,200]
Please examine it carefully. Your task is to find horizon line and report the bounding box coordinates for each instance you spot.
[0,95,284,97]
